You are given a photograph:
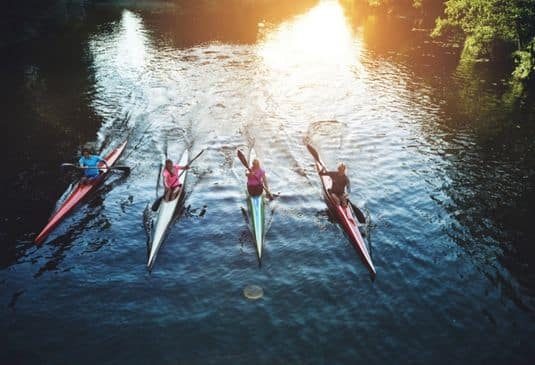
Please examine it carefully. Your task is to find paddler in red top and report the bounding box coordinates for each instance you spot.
[163,159,189,201]
[246,158,271,198]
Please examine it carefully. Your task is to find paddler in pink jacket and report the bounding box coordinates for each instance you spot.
[163,159,189,201]
[246,159,271,198]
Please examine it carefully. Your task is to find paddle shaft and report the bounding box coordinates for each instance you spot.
[176,149,204,179]
[61,163,129,171]
[155,162,162,199]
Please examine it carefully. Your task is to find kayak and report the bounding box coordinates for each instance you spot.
[147,149,189,270]
[34,140,128,244]
[246,148,265,261]
[308,145,376,277]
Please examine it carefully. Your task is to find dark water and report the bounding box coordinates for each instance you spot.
[2,1,535,364]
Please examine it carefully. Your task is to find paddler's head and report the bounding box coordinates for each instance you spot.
[82,147,91,158]
[337,162,346,175]
[252,159,260,169]
[165,159,173,170]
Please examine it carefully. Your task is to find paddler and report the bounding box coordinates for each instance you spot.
[246,159,271,198]
[163,159,189,201]
[320,162,350,207]
[79,147,109,184]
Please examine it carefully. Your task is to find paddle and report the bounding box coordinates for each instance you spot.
[237,149,275,200]
[306,144,323,168]
[152,162,163,211]
[348,200,366,224]
[178,149,205,179]
[151,149,205,211]
[307,144,366,224]
[61,163,130,172]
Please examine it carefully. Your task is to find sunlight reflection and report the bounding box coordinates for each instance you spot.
[255,1,367,118]
[258,1,361,70]
[117,10,148,70]
[88,9,153,135]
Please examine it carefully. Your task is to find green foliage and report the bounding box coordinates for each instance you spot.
[513,38,535,80]
[432,0,535,80]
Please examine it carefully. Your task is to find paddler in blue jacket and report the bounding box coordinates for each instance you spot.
[79,147,109,184]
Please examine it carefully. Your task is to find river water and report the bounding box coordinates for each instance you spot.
[2,1,535,364]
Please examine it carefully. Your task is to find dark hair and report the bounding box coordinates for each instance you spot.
[82,147,91,154]
[165,159,173,165]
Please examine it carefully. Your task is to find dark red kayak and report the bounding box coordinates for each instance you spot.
[34,140,128,244]
[307,144,376,278]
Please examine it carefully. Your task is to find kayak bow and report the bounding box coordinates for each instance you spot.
[147,149,189,270]
[34,140,128,244]
[307,144,376,278]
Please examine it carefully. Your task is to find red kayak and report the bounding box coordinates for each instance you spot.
[307,144,376,278]
[34,140,128,244]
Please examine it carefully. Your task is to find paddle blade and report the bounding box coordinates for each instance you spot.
[151,196,163,212]
[306,144,320,162]
[237,149,249,169]
[113,166,130,173]
[349,200,366,224]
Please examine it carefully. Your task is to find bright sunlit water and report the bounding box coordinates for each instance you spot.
[2,1,535,363]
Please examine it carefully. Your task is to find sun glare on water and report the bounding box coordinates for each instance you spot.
[116,10,149,71]
[258,1,361,71]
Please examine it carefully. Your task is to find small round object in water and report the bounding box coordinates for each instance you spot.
[243,285,263,300]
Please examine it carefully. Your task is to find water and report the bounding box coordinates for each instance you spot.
[2,1,535,363]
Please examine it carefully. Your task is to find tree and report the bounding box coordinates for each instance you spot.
[432,0,535,81]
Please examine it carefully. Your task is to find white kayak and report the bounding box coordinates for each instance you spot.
[147,149,189,270]
[246,148,266,261]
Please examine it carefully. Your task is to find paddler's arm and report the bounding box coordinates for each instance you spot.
[346,177,351,194]
[263,174,273,199]
[162,170,170,189]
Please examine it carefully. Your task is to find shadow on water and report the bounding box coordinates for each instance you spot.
[0,5,126,267]
[33,170,130,277]
[336,2,535,303]
[433,61,535,301]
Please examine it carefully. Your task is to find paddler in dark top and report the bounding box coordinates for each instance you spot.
[320,162,350,207]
